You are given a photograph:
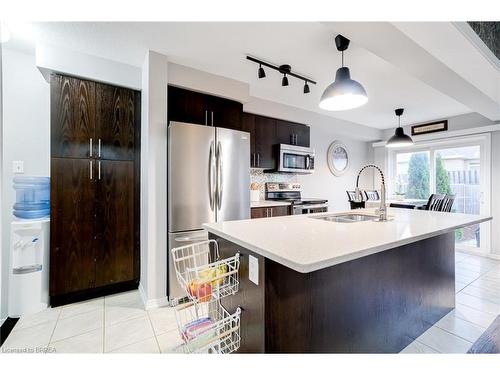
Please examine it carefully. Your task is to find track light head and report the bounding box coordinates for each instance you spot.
[303,81,310,94]
[258,65,266,79]
[395,108,404,117]
[282,74,289,87]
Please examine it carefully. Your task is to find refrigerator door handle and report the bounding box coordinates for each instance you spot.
[216,141,223,210]
[209,141,216,211]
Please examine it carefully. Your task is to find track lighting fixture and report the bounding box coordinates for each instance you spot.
[319,34,368,111]
[386,108,414,148]
[303,81,310,94]
[282,74,289,87]
[246,55,316,94]
[258,64,266,79]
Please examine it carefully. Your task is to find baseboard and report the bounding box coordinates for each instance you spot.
[138,282,170,310]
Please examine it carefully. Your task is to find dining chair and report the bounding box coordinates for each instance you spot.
[346,190,365,209]
[364,190,380,201]
[440,194,456,212]
[418,194,445,211]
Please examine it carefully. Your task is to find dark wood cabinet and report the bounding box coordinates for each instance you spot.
[51,76,96,158]
[50,74,140,306]
[276,120,310,147]
[95,160,135,287]
[251,205,290,219]
[96,84,136,160]
[168,85,242,129]
[50,158,97,295]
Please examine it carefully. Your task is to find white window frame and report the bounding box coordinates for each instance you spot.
[387,133,492,254]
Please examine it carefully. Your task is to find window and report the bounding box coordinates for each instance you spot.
[388,135,491,254]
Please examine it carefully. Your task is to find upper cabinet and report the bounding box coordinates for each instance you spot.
[51,75,140,161]
[51,75,96,158]
[275,120,310,148]
[168,85,242,129]
[96,83,139,161]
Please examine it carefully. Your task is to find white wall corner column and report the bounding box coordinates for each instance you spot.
[0,41,5,322]
[139,51,169,309]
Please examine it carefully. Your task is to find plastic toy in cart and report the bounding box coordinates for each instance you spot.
[171,239,240,303]
[173,299,241,354]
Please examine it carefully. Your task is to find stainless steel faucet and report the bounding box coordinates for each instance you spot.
[354,164,388,221]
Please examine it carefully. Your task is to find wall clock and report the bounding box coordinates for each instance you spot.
[327,141,349,176]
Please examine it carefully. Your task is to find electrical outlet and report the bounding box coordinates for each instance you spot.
[249,255,259,285]
[13,161,24,174]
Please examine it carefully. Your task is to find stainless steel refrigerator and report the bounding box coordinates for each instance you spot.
[167,121,250,299]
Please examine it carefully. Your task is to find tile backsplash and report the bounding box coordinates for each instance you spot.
[250,169,298,199]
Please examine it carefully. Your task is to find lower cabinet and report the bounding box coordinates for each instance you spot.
[50,157,138,305]
[251,205,290,219]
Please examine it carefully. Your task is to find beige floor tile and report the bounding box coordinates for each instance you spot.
[148,307,178,336]
[455,266,481,280]
[456,291,500,315]
[400,340,439,353]
[435,313,485,343]
[471,278,500,293]
[13,307,61,331]
[105,303,147,327]
[157,329,184,353]
[104,315,154,352]
[49,328,103,353]
[460,256,499,268]
[105,290,142,307]
[416,326,471,353]
[455,282,468,292]
[52,308,103,342]
[461,285,500,304]
[452,303,497,328]
[1,320,56,353]
[59,297,104,320]
[110,337,160,353]
[457,261,496,274]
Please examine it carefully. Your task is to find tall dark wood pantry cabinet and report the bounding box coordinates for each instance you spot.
[50,74,140,306]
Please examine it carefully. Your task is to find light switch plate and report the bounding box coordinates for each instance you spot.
[249,255,259,285]
[13,161,24,174]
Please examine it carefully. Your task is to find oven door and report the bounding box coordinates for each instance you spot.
[278,145,314,174]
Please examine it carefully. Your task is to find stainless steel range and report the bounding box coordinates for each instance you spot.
[265,182,328,215]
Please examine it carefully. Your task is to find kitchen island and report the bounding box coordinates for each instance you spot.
[203,208,492,353]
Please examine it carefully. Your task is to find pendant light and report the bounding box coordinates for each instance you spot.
[319,34,368,111]
[258,64,266,79]
[386,108,414,148]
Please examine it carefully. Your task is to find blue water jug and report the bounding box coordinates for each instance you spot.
[13,176,50,219]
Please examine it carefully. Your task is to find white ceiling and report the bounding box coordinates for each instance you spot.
[5,21,498,129]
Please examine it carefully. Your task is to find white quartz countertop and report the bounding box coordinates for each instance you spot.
[203,208,492,273]
[250,200,291,208]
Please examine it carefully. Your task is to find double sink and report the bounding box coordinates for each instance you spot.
[312,213,378,223]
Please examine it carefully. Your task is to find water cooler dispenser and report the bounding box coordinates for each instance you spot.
[9,176,51,317]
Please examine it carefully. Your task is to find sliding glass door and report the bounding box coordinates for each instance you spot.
[389,134,491,254]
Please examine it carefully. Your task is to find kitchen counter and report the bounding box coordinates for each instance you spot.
[207,208,492,353]
[250,200,291,208]
[203,207,491,273]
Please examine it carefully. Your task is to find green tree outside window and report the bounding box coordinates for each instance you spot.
[406,153,429,199]
[435,153,452,194]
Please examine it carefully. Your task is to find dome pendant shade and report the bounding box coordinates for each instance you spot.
[386,127,414,148]
[386,108,413,148]
[319,67,368,111]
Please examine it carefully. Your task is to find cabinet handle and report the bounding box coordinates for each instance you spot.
[98,139,101,158]
[98,161,101,180]
[257,153,260,167]
[89,160,93,180]
[211,111,214,126]
[205,110,208,125]
[89,138,93,157]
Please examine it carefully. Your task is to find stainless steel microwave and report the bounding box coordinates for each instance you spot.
[277,144,315,174]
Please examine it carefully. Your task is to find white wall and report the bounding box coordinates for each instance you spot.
[491,131,500,255]
[1,48,50,320]
[139,51,169,309]
[244,97,378,211]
